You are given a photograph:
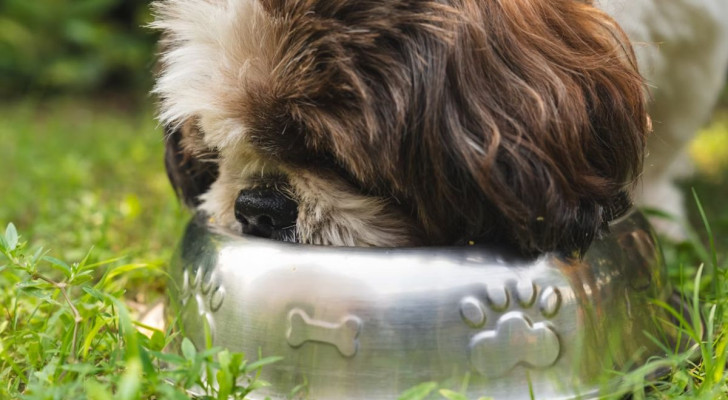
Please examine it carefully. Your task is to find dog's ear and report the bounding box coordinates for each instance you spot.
[435,0,650,254]
[164,121,219,207]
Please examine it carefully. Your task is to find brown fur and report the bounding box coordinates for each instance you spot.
[158,0,649,255]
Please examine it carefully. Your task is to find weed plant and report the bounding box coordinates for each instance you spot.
[0,222,280,399]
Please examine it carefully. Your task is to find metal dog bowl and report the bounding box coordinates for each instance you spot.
[168,210,693,399]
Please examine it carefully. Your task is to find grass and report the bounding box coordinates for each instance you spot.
[0,98,182,263]
[0,96,727,399]
[0,222,281,399]
[0,98,279,399]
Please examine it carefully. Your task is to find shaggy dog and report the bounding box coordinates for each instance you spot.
[152,0,723,255]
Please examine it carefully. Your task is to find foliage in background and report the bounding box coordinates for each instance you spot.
[691,112,728,178]
[0,0,156,96]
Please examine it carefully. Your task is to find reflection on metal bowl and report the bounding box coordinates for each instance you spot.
[168,210,694,400]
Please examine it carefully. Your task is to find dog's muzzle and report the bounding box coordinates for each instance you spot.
[234,187,297,239]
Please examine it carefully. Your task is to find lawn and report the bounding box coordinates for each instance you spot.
[0,99,182,263]
[1,96,728,399]
[0,98,280,399]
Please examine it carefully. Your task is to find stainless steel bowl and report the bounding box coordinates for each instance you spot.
[168,210,693,399]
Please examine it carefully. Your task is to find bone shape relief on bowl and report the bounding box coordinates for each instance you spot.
[286,309,363,358]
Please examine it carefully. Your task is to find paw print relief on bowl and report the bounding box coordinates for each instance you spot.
[461,283,563,378]
[179,263,226,336]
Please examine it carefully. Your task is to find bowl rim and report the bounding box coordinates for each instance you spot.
[196,209,640,256]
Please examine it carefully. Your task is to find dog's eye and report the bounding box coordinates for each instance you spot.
[234,187,298,240]
[315,151,372,194]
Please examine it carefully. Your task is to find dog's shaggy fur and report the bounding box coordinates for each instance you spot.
[154,0,654,255]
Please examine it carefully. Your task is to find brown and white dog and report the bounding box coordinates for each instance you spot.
[153,0,725,255]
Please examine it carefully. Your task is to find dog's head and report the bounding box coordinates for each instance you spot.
[154,0,649,255]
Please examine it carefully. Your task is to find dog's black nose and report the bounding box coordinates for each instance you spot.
[234,187,298,239]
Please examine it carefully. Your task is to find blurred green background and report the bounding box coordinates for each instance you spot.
[0,0,154,96]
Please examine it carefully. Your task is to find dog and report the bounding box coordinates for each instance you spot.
[152,0,719,255]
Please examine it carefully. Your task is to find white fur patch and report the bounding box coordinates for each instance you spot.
[152,0,275,149]
[289,172,417,247]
